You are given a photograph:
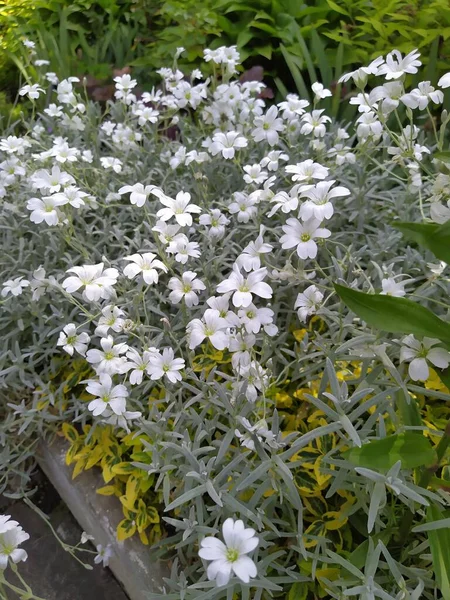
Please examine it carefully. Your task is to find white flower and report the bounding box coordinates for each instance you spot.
[26,195,66,225]
[400,81,444,110]
[51,141,79,163]
[278,94,309,119]
[260,150,289,171]
[0,136,31,155]
[125,348,157,385]
[295,285,324,322]
[280,217,331,259]
[400,335,450,381]
[209,131,248,159]
[95,305,125,337]
[168,272,206,307]
[80,531,94,544]
[300,110,331,137]
[101,409,142,433]
[380,278,406,297]
[438,72,450,89]
[356,111,383,139]
[156,191,201,226]
[123,253,167,285]
[187,309,229,350]
[199,209,229,239]
[0,518,30,569]
[86,373,128,416]
[236,232,273,272]
[243,164,268,185]
[51,186,89,208]
[94,544,113,567]
[236,418,278,451]
[217,265,272,308]
[31,166,75,192]
[327,143,356,166]
[378,49,421,80]
[152,220,181,244]
[57,323,90,356]
[0,516,20,534]
[267,191,298,217]
[100,157,122,173]
[62,263,119,302]
[311,82,332,99]
[371,81,403,114]
[300,180,350,221]
[228,192,257,223]
[252,105,284,146]
[86,335,129,375]
[338,56,384,86]
[147,348,185,383]
[118,183,158,208]
[166,236,201,264]
[19,84,43,100]
[199,518,258,586]
[285,159,328,182]
[238,304,276,335]
[1,277,30,298]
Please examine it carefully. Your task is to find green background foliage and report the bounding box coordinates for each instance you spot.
[1,0,450,105]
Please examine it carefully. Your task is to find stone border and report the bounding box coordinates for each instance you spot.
[38,437,167,600]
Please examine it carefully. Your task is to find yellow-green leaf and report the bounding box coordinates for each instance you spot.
[62,423,79,442]
[117,518,136,541]
[96,485,117,496]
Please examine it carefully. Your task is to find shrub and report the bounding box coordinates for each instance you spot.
[2,42,450,599]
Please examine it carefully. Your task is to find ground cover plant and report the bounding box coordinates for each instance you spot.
[2,40,450,599]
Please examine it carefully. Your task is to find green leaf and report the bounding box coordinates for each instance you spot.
[394,221,450,264]
[280,44,310,101]
[256,44,273,59]
[326,0,350,16]
[438,366,450,389]
[334,284,450,344]
[343,432,437,469]
[427,505,450,600]
[434,151,450,164]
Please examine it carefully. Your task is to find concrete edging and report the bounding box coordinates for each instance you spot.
[38,437,167,600]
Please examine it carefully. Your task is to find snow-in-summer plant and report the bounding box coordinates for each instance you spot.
[2,40,450,598]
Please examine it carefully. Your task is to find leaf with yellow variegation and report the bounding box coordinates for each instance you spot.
[136,499,148,532]
[96,485,117,496]
[101,458,116,483]
[116,518,136,541]
[146,505,160,524]
[111,461,138,476]
[62,423,79,443]
[139,529,149,545]
[72,457,87,479]
[85,445,105,470]
[126,476,140,504]
[65,443,81,466]
[323,510,348,531]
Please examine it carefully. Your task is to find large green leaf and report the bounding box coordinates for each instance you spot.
[427,505,450,600]
[393,220,450,264]
[343,432,437,469]
[334,284,450,344]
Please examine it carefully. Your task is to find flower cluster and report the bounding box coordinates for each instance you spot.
[2,43,450,599]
